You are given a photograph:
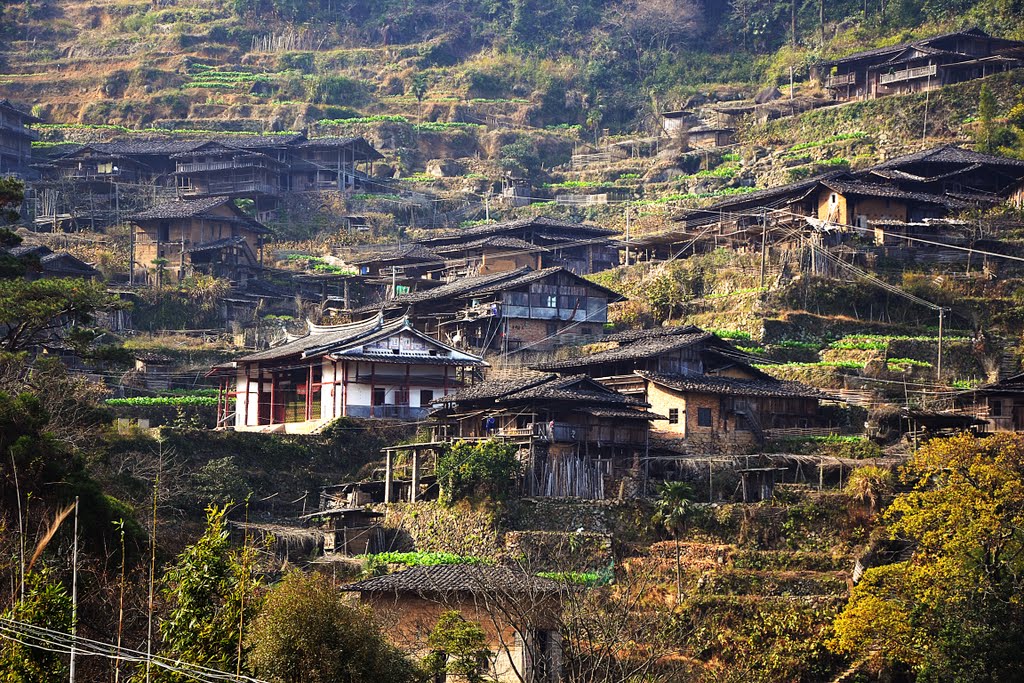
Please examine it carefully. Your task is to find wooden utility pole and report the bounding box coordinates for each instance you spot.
[625,207,631,267]
[759,210,768,290]
[69,496,79,683]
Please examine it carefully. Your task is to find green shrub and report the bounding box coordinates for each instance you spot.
[436,440,523,506]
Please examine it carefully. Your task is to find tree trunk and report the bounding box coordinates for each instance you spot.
[675,535,682,604]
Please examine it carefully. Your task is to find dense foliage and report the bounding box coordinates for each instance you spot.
[247,571,418,683]
[147,505,263,682]
[832,433,1024,680]
[436,440,523,505]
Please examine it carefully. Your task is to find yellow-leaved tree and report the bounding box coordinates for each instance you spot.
[831,433,1024,681]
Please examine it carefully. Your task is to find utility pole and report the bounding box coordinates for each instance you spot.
[69,496,79,683]
[624,207,631,267]
[759,209,768,290]
[937,307,945,382]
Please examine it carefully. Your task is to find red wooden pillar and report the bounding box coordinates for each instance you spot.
[305,363,314,422]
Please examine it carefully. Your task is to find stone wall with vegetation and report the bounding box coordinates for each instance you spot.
[376,501,502,558]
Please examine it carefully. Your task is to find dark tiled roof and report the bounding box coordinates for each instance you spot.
[869,144,1024,170]
[187,236,248,253]
[433,235,547,253]
[292,136,384,159]
[674,171,848,220]
[438,373,555,403]
[129,197,272,233]
[221,133,306,148]
[418,216,617,245]
[59,133,307,160]
[820,179,984,207]
[339,564,564,594]
[640,372,830,400]
[398,267,532,303]
[39,252,99,275]
[236,315,395,362]
[234,315,485,366]
[468,266,624,300]
[9,245,53,258]
[0,98,41,123]
[532,332,714,371]
[820,27,1001,67]
[577,407,665,420]
[602,324,703,344]
[129,196,235,219]
[65,140,207,157]
[502,374,638,405]
[966,371,1024,395]
[349,243,443,265]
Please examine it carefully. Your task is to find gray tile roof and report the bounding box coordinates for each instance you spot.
[531,332,714,371]
[128,197,272,233]
[502,374,639,405]
[418,216,617,245]
[339,564,564,594]
[870,144,1024,170]
[433,235,547,253]
[129,196,236,219]
[602,324,703,344]
[187,236,248,253]
[348,243,443,265]
[437,373,555,403]
[820,179,997,208]
[233,315,485,366]
[639,371,830,400]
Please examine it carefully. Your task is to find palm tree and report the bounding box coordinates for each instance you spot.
[411,72,429,123]
[653,480,696,604]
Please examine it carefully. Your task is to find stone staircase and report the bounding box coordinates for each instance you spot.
[999,350,1019,380]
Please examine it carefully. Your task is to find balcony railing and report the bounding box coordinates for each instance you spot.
[879,63,937,85]
[180,181,279,197]
[176,160,275,174]
[824,72,856,88]
[0,123,39,140]
[346,405,429,420]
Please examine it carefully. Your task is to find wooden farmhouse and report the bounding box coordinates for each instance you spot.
[39,133,384,226]
[128,196,270,284]
[635,146,1024,262]
[9,245,100,280]
[864,144,1024,197]
[356,266,624,353]
[304,506,384,556]
[432,373,661,499]
[416,216,620,275]
[347,243,445,284]
[813,177,997,228]
[961,372,1024,432]
[341,565,564,683]
[210,314,485,433]
[533,326,837,454]
[814,28,1024,101]
[286,136,384,192]
[432,235,547,278]
[0,99,40,178]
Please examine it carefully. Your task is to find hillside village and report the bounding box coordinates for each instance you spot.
[3,2,1024,682]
